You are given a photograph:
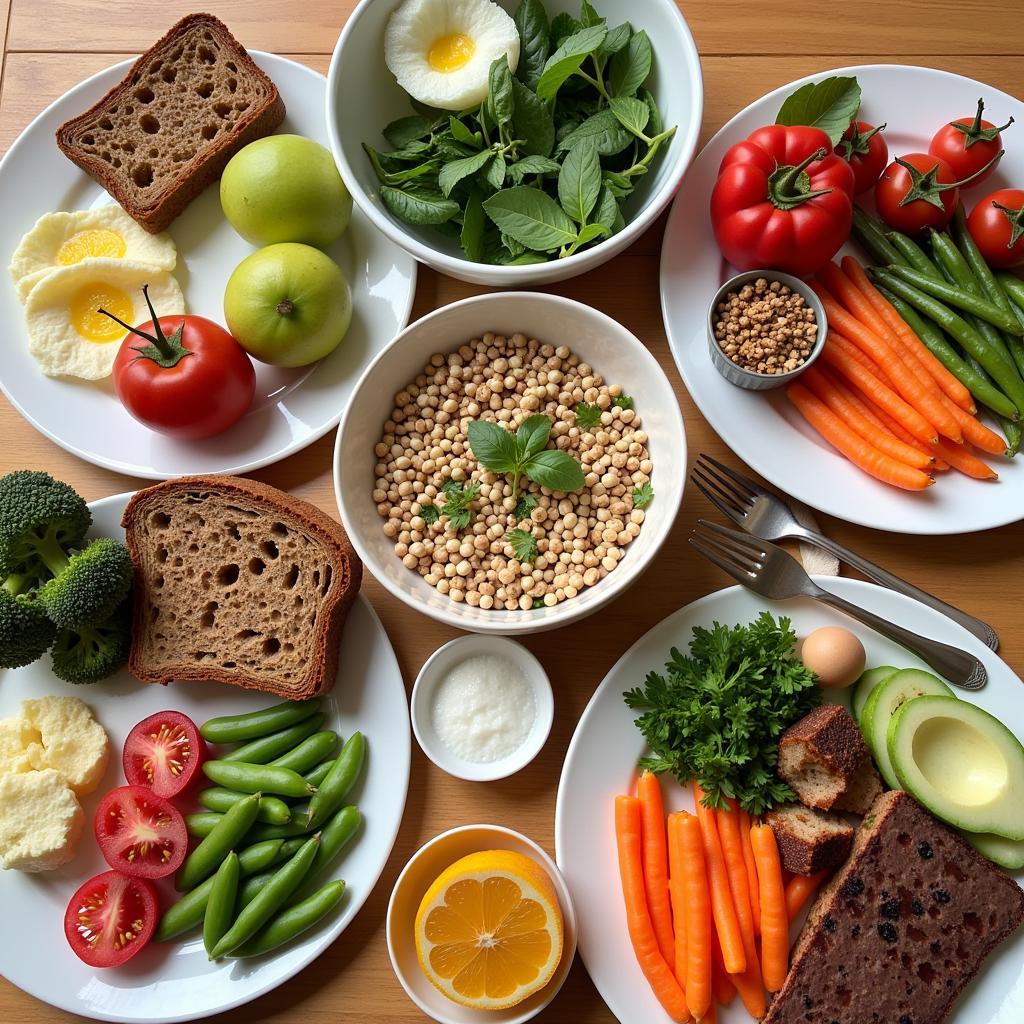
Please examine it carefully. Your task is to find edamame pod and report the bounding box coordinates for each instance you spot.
[204,760,315,799]
[230,881,347,958]
[201,699,322,744]
[303,758,336,788]
[269,731,339,774]
[306,732,365,830]
[222,715,325,764]
[176,792,262,892]
[203,852,240,957]
[198,788,292,825]
[209,835,321,959]
[287,805,361,907]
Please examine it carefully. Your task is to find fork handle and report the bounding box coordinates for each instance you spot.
[798,529,999,652]
[812,589,987,690]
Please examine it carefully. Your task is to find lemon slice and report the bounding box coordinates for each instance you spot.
[414,849,564,1010]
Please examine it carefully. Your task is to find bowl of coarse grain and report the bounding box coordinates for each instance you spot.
[707,270,827,390]
[326,0,703,287]
[333,291,686,634]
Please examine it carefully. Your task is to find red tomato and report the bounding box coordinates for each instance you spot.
[110,286,255,441]
[94,785,188,880]
[928,98,1012,187]
[967,188,1024,269]
[837,121,889,194]
[875,153,968,234]
[122,711,205,798]
[64,870,157,968]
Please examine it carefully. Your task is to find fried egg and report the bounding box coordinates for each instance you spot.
[24,260,184,380]
[385,0,520,111]
[9,206,177,303]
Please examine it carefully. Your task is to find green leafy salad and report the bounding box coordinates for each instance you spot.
[364,0,677,265]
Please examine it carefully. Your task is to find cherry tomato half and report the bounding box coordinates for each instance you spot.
[929,98,1013,188]
[123,711,205,798]
[875,153,964,234]
[967,188,1024,269]
[64,870,157,968]
[94,785,187,880]
[837,121,889,194]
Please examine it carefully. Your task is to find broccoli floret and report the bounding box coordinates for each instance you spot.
[36,537,133,629]
[0,573,56,669]
[50,599,131,684]
[0,471,91,578]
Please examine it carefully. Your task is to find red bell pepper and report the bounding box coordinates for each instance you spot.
[710,125,856,277]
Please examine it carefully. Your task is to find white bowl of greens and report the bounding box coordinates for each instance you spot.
[326,0,703,285]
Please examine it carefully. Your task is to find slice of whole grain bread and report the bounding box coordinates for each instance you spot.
[56,13,285,233]
[122,476,361,700]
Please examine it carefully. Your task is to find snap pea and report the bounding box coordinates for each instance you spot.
[306,732,365,830]
[998,415,1022,456]
[268,731,339,774]
[886,230,943,278]
[852,208,907,266]
[243,811,314,842]
[229,881,347,958]
[176,792,262,892]
[303,758,336,789]
[198,788,292,825]
[238,871,273,909]
[952,205,1017,315]
[201,699,322,744]
[155,840,286,942]
[209,834,321,959]
[203,760,315,799]
[287,805,361,907]
[203,852,240,958]
[222,715,325,764]
[998,271,1024,317]
[186,812,224,839]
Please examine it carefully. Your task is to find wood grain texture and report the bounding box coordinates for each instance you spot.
[0,2,1022,1023]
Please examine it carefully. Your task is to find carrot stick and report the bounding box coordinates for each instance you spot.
[615,796,690,1022]
[710,928,736,1005]
[737,809,760,938]
[784,870,828,921]
[941,397,1007,455]
[787,380,935,490]
[861,397,952,470]
[677,812,711,1021]
[932,437,999,480]
[638,771,676,967]
[666,813,689,992]
[750,823,789,993]
[819,260,892,339]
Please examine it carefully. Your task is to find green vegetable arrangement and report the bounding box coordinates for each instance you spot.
[364,0,677,265]
[624,613,821,814]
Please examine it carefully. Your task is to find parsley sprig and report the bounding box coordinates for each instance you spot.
[420,479,480,531]
[507,528,539,562]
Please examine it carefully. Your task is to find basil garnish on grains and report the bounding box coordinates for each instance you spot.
[363,0,676,265]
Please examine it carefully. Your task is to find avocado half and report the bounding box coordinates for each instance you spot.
[887,694,1024,841]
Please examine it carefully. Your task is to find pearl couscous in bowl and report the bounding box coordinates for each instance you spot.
[334,292,687,635]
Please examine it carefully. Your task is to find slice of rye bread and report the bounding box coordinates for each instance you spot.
[764,791,1024,1024]
[121,476,362,700]
[56,13,285,233]
[834,758,885,816]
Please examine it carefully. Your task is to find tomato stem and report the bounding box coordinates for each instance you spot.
[953,98,1014,148]
[97,284,193,369]
[895,150,1004,210]
[767,147,834,211]
[992,199,1024,249]
[837,122,886,160]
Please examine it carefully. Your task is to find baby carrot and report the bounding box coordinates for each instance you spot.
[932,438,999,480]
[666,813,689,991]
[819,260,892,339]
[785,870,829,921]
[678,811,711,1021]
[941,397,1008,455]
[710,929,737,1006]
[750,823,789,993]
[737,808,760,938]
[638,771,676,967]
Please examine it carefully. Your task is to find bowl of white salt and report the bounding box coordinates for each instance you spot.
[411,635,554,782]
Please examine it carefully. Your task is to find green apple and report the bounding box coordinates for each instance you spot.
[220,134,352,248]
[224,243,352,368]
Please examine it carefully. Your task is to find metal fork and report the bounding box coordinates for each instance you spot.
[690,453,999,652]
[689,519,987,690]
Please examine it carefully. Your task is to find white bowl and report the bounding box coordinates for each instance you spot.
[326,0,703,286]
[411,635,554,781]
[386,824,578,1024]
[333,290,687,634]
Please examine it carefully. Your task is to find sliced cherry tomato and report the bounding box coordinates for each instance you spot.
[837,120,888,194]
[928,98,1013,187]
[94,785,187,879]
[967,188,1024,269]
[64,870,157,968]
[122,711,205,798]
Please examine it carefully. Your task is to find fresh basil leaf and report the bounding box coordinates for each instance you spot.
[508,155,562,184]
[562,221,611,257]
[536,24,608,104]
[556,109,632,156]
[410,98,444,120]
[434,136,478,161]
[608,95,651,140]
[484,151,507,191]
[449,116,482,147]
[382,115,432,149]
[433,217,463,240]
[524,449,586,492]
[461,188,486,262]
[775,75,862,146]
[511,78,555,157]
[503,251,549,265]
[467,419,520,473]
[549,11,580,48]
[514,0,550,89]
[487,56,515,125]
[363,144,438,186]
[609,28,652,97]
[517,414,552,458]
[594,184,619,231]
[502,232,525,257]
[579,0,604,28]
[483,186,578,252]
[558,139,602,225]
[380,186,460,225]
[382,139,434,162]
[639,87,663,136]
[439,149,495,197]
[598,22,631,57]
[603,169,634,198]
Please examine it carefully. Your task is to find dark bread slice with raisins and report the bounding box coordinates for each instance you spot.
[56,13,284,233]
[122,475,361,700]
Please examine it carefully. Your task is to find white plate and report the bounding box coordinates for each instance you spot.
[0,55,416,479]
[555,578,1024,1024]
[661,65,1024,535]
[0,493,411,1022]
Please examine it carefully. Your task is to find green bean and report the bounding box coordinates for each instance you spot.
[852,208,907,266]
[268,731,339,774]
[203,852,240,957]
[998,272,1024,316]
[303,758,336,789]
[229,881,347,958]
[198,788,292,825]
[306,732,366,830]
[222,715,325,764]
[209,835,321,959]
[998,415,1022,456]
[201,699,322,744]
[176,792,262,892]
[287,805,361,907]
[203,760,315,799]
[952,205,1016,314]
[886,230,943,278]
[155,840,286,941]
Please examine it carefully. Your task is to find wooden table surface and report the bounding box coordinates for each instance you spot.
[1,2,1021,1021]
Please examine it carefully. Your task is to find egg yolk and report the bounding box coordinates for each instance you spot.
[69,283,134,343]
[56,229,127,265]
[428,33,475,73]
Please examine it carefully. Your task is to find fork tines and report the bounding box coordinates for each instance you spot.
[689,519,767,583]
[690,454,759,521]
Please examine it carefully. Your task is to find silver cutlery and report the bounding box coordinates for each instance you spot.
[690,453,999,652]
[689,518,987,691]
